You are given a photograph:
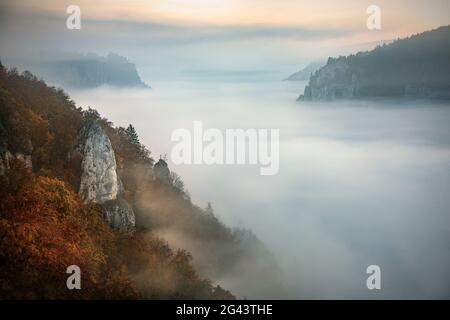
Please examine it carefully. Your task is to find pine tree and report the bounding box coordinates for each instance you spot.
[125,124,139,145]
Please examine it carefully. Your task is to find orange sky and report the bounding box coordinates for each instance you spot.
[4,0,448,28]
[3,0,449,47]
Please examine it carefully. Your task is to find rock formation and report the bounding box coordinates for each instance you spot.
[0,151,33,175]
[298,59,359,101]
[102,198,136,230]
[154,158,171,184]
[74,119,135,231]
[76,120,119,204]
[0,131,33,175]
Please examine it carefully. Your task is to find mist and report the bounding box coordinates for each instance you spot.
[68,78,450,299]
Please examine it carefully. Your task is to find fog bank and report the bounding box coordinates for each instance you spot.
[70,80,450,299]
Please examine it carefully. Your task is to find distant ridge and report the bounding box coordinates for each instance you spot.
[33,52,150,89]
[298,26,450,101]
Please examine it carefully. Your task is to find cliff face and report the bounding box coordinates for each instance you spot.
[299,59,359,101]
[298,26,450,101]
[74,120,135,231]
[76,120,119,204]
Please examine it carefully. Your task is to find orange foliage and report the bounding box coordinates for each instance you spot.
[0,65,235,300]
[0,176,136,299]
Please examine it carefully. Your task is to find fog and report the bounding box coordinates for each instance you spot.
[70,78,450,299]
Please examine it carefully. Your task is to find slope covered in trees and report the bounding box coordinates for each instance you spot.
[299,26,450,101]
[0,62,279,299]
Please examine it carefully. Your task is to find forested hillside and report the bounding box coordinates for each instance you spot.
[299,26,450,101]
[0,63,279,299]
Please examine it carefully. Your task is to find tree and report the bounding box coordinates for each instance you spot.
[83,107,101,121]
[169,171,185,194]
[125,124,139,146]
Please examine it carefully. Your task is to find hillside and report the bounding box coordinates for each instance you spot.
[0,62,280,299]
[32,53,149,90]
[298,26,450,101]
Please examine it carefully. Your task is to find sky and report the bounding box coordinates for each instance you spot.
[3,0,449,29]
[1,0,449,80]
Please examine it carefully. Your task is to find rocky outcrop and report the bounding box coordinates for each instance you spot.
[75,120,119,204]
[0,151,33,175]
[298,58,360,101]
[154,158,170,184]
[74,119,135,231]
[103,198,136,230]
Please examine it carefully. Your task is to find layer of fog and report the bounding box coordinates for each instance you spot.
[70,80,450,299]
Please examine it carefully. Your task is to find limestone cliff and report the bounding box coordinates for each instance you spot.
[74,119,135,231]
[298,59,359,101]
[76,120,119,204]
